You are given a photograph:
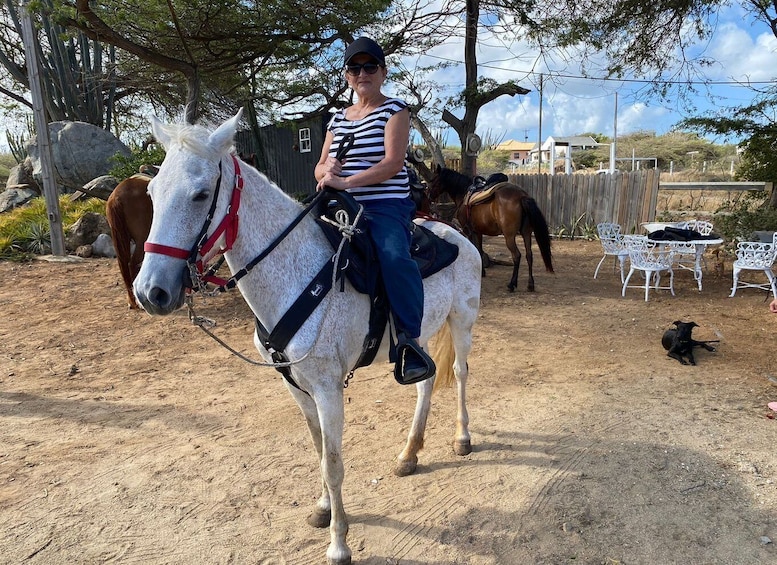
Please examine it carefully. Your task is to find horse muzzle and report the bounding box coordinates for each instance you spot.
[133,263,191,315]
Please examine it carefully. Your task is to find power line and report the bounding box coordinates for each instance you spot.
[420,53,777,87]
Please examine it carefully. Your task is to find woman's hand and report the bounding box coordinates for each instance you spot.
[770,298,777,313]
[316,171,347,192]
[315,156,347,191]
[320,156,343,177]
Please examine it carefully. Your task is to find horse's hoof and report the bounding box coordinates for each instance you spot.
[307,507,331,528]
[507,284,516,292]
[327,555,352,565]
[527,285,535,292]
[454,439,472,456]
[394,458,418,477]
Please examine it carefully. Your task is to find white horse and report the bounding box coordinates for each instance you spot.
[132,109,481,565]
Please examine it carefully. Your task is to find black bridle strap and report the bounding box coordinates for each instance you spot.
[189,161,224,263]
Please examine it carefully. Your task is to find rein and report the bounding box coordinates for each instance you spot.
[143,155,362,380]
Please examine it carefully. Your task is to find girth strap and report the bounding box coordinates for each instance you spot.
[254,259,337,394]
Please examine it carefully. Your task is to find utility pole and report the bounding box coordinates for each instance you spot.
[21,2,65,256]
[538,73,543,174]
[610,92,618,174]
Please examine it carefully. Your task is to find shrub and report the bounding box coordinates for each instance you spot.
[109,145,166,180]
[0,196,105,260]
[714,191,777,241]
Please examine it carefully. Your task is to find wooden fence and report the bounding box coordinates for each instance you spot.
[507,170,661,234]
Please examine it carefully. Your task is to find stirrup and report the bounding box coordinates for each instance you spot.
[394,334,436,385]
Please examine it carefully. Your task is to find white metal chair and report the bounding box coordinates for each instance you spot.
[594,222,629,283]
[729,232,777,299]
[622,236,676,301]
[673,219,714,273]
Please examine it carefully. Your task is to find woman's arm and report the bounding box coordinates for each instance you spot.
[314,130,338,182]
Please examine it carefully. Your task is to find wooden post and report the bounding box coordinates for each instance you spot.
[20,2,65,256]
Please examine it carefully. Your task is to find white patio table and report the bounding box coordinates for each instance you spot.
[647,236,724,291]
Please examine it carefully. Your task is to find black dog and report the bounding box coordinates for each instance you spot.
[661,321,719,365]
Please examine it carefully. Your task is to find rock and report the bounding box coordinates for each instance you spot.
[0,186,38,213]
[26,121,131,193]
[65,212,110,251]
[5,159,40,192]
[749,230,775,243]
[75,175,119,201]
[91,233,116,258]
[75,245,93,258]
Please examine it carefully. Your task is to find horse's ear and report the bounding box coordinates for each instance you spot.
[150,115,172,150]
[209,108,244,154]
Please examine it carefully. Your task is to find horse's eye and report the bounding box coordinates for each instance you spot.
[192,190,210,202]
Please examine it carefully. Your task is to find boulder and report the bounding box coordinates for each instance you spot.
[0,186,38,213]
[91,233,116,258]
[65,212,110,251]
[26,121,131,193]
[75,244,93,258]
[6,158,40,192]
[75,175,119,201]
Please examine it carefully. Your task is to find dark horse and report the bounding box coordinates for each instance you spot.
[105,174,153,309]
[429,165,554,292]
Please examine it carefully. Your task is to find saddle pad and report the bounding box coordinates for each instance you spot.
[464,181,510,207]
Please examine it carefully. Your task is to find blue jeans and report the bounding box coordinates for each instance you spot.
[360,197,423,338]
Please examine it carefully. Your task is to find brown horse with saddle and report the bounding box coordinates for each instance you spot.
[428,165,554,292]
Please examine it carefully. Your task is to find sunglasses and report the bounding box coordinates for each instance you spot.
[345,63,381,76]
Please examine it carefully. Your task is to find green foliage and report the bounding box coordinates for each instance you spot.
[714,191,777,242]
[0,152,16,186]
[477,150,510,175]
[0,196,105,260]
[680,93,777,183]
[108,146,167,181]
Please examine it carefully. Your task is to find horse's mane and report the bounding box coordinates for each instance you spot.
[438,167,473,197]
[155,120,236,159]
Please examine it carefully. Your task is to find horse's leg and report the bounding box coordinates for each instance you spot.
[287,382,350,564]
[521,227,535,292]
[502,229,522,292]
[289,388,332,529]
[450,323,473,456]
[315,386,350,565]
[474,233,488,276]
[396,377,434,476]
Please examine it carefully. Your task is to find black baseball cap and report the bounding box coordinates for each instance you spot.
[344,37,385,66]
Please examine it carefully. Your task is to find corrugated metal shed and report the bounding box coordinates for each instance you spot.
[235,115,328,198]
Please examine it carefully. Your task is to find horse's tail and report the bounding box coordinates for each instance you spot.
[430,320,455,392]
[522,196,554,273]
[105,196,136,297]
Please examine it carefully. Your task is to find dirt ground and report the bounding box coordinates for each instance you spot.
[1,237,776,565]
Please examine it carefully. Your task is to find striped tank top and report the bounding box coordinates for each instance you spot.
[326,97,410,202]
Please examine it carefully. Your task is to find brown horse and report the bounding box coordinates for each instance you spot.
[429,165,554,292]
[105,174,153,309]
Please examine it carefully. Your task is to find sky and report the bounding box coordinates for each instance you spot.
[398,4,777,147]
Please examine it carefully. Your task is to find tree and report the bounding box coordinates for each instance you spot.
[49,0,423,124]
[0,0,120,128]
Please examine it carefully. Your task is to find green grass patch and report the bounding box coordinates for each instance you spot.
[0,196,106,260]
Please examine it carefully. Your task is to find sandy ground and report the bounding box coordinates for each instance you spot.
[1,237,776,565]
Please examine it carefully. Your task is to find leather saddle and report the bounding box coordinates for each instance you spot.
[315,191,459,374]
[463,173,509,207]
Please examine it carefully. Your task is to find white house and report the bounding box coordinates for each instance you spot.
[529,135,599,164]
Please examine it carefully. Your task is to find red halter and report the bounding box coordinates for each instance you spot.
[144,155,244,287]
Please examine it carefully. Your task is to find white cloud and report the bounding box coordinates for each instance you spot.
[401,13,776,145]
